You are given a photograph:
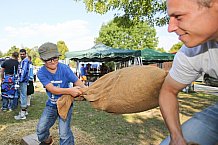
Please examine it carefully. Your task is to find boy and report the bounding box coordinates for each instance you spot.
[37,42,86,145]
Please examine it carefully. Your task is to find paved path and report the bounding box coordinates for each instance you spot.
[194,84,218,96]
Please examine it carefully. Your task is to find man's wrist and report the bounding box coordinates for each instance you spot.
[170,131,184,141]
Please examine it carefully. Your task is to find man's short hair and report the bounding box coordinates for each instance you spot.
[12,52,19,59]
[20,49,27,54]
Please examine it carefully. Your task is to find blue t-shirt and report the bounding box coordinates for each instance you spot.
[37,63,78,108]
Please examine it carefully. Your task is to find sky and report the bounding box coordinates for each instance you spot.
[0,0,180,53]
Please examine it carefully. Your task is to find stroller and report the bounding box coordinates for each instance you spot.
[1,66,19,110]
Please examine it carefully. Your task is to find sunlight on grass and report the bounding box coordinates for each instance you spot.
[0,125,7,131]
[122,108,162,124]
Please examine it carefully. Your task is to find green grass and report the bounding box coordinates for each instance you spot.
[0,90,217,145]
[73,101,168,145]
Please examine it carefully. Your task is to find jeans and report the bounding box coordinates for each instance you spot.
[2,98,13,110]
[19,82,27,109]
[160,103,218,145]
[37,105,74,145]
[13,90,19,109]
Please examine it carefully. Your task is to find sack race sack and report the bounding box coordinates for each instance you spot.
[56,66,167,119]
[57,95,74,120]
[81,65,167,114]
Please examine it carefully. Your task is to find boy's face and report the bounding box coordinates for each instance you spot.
[167,0,218,47]
[43,57,59,70]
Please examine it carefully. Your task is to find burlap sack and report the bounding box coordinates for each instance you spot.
[57,95,74,120]
[81,65,167,114]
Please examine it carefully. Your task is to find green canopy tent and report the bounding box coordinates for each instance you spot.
[65,43,141,62]
[140,48,175,63]
[66,44,142,82]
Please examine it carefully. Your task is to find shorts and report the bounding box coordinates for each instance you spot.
[81,76,87,81]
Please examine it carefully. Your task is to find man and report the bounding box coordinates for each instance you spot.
[27,55,34,106]
[1,52,19,111]
[36,42,86,145]
[159,0,218,145]
[14,49,29,120]
[80,64,87,84]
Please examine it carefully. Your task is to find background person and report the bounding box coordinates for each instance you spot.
[27,56,34,106]
[36,42,86,145]
[1,52,19,111]
[80,64,87,84]
[159,0,218,144]
[14,49,30,120]
[100,63,108,75]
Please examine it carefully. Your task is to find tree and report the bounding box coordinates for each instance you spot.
[169,42,183,53]
[25,46,41,66]
[0,50,3,58]
[57,41,69,60]
[75,0,168,26]
[156,47,166,52]
[34,57,43,66]
[5,46,20,57]
[95,20,158,50]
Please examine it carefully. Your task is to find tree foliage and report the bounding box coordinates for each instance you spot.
[75,0,168,26]
[169,42,183,53]
[95,20,158,50]
[0,50,3,58]
[34,57,43,66]
[156,47,166,52]
[2,40,68,66]
[26,46,42,66]
[57,41,69,60]
[5,46,20,57]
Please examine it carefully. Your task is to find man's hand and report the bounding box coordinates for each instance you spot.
[170,136,187,145]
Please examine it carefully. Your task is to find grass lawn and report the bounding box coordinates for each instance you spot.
[0,82,217,145]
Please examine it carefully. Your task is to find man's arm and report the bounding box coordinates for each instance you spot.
[159,74,187,145]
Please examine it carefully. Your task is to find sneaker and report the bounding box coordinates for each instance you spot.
[39,136,54,145]
[8,109,13,112]
[1,108,7,112]
[25,111,28,116]
[14,111,26,120]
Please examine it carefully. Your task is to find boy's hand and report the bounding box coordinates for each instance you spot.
[70,87,82,97]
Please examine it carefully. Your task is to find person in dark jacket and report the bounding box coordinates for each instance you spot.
[1,52,19,111]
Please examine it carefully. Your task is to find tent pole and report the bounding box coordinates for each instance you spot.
[76,60,80,77]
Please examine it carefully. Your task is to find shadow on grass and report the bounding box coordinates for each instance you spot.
[73,101,168,145]
[178,92,218,117]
